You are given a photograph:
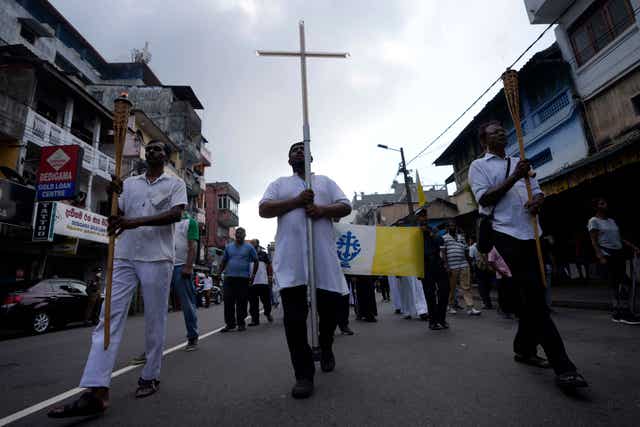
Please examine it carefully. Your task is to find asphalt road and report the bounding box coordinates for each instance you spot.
[2,298,639,426]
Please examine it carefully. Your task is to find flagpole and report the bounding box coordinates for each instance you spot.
[298,21,320,359]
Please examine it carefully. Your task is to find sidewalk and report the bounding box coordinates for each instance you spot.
[474,279,629,311]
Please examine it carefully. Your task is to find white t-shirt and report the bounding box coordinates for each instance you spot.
[203,276,213,290]
[259,174,350,295]
[469,243,478,262]
[115,173,187,262]
[587,217,622,255]
[251,261,269,285]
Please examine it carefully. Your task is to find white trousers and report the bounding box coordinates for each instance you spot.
[388,276,402,311]
[80,259,173,388]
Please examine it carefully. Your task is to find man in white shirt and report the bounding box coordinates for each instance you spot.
[248,239,274,325]
[49,140,187,418]
[259,142,352,399]
[469,121,587,390]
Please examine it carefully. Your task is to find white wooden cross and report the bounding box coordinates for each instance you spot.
[257,21,349,356]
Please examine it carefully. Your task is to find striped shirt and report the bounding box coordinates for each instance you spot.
[443,233,469,270]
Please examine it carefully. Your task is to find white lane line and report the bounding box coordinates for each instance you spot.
[0,324,226,426]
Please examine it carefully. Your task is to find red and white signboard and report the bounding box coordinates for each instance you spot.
[36,145,83,201]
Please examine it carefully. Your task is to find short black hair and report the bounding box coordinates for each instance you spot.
[147,139,171,157]
[289,141,305,156]
[591,197,606,211]
[478,120,502,146]
[254,238,260,246]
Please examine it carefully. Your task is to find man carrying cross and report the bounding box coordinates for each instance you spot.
[259,142,351,399]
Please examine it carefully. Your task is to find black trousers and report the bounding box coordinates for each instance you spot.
[249,284,272,322]
[421,261,449,324]
[280,285,341,381]
[379,279,390,301]
[601,249,629,313]
[476,267,494,308]
[493,231,577,375]
[223,276,249,328]
[355,277,377,319]
[337,293,350,329]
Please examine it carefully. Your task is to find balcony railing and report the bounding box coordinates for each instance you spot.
[25,108,115,181]
[506,89,574,155]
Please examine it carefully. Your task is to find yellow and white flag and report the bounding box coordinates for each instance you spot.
[416,171,426,207]
[334,223,424,278]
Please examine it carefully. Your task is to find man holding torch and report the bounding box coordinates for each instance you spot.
[259,141,351,399]
[48,140,187,418]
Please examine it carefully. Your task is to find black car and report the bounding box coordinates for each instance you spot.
[0,278,102,334]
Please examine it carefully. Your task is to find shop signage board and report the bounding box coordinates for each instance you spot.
[0,180,36,228]
[32,201,56,242]
[36,145,83,201]
[53,203,109,244]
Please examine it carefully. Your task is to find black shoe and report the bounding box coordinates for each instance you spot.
[429,322,444,330]
[514,353,551,369]
[237,325,246,331]
[555,372,588,389]
[394,309,402,315]
[419,314,430,322]
[291,379,314,399]
[220,326,236,333]
[248,321,259,326]
[320,350,336,372]
[439,321,449,329]
[185,338,198,352]
[403,315,412,320]
[364,317,377,323]
[340,326,355,335]
[266,314,274,322]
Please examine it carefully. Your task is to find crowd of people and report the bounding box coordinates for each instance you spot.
[48,128,640,418]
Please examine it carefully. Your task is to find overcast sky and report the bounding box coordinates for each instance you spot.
[51,0,555,244]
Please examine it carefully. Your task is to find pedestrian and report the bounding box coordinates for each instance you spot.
[248,239,274,326]
[354,275,378,322]
[172,210,200,350]
[469,120,587,389]
[443,219,481,316]
[84,267,103,326]
[337,276,355,335]
[588,197,640,324]
[416,209,450,330]
[203,275,213,308]
[258,141,352,399]
[388,275,402,314]
[218,227,258,332]
[48,140,187,418]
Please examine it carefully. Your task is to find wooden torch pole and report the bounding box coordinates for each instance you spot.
[104,94,132,350]
[502,69,547,288]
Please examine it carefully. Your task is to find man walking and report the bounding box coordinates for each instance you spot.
[259,141,351,399]
[48,140,187,417]
[218,228,258,332]
[84,267,103,326]
[417,209,450,330]
[469,121,587,389]
[248,239,274,326]
[443,220,481,316]
[173,210,200,350]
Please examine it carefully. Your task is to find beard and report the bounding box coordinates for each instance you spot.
[290,159,305,172]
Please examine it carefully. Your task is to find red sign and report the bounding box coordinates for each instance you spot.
[36,145,83,201]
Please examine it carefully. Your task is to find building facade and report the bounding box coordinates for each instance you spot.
[0,0,212,285]
[204,182,240,264]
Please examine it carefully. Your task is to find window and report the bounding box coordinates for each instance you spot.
[530,148,553,169]
[632,93,640,115]
[569,0,636,66]
[217,195,238,215]
[217,227,228,238]
[20,24,37,44]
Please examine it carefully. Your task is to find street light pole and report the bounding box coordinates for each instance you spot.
[377,144,414,216]
[399,147,414,216]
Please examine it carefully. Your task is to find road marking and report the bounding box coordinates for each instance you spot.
[0,324,226,426]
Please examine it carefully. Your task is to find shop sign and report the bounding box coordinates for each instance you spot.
[32,201,56,242]
[53,203,108,244]
[36,145,83,201]
[50,237,80,255]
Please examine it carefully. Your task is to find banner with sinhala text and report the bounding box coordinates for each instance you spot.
[334,223,424,278]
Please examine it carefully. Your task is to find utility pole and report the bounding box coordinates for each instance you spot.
[399,147,414,216]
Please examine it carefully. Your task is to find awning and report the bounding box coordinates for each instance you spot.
[541,130,640,196]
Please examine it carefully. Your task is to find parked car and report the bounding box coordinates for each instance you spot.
[0,278,101,334]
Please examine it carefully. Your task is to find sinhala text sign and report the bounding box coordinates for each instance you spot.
[36,145,83,201]
[53,203,108,244]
